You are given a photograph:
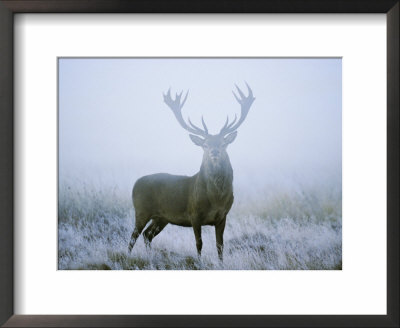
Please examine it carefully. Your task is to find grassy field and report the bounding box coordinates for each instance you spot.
[58,180,342,270]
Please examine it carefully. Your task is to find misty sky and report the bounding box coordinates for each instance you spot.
[59,58,341,191]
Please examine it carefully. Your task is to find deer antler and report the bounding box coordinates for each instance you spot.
[163,89,209,137]
[219,83,255,136]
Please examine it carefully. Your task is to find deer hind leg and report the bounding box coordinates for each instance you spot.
[143,218,168,248]
[128,213,150,252]
[143,220,157,248]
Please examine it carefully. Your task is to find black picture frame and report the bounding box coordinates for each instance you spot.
[0,1,398,327]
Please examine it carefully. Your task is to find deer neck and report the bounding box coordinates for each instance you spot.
[199,154,233,197]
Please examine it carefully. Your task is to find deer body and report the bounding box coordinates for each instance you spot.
[128,84,254,260]
[133,159,233,227]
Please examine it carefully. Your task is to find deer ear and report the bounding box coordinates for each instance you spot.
[189,134,205,147]
[224,131,237,145]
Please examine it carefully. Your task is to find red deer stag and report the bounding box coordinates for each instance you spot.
[128,84,255,260]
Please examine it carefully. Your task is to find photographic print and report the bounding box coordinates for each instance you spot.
[58,58,342,270]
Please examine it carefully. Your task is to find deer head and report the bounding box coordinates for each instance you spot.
[163,83,255,168]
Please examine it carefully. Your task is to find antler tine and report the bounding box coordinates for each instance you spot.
[188,117,208,135]
[232,90,240,104]
[219,83,255,136]
[245,81,254,99]
[220,116,229,131]
[201,116,209,135]
[226,114,237,129]
[234,84,246,100]
[163,89,208,137]
[181,91,188,108]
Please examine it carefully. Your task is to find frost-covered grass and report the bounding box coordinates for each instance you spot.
[58,181,341,270]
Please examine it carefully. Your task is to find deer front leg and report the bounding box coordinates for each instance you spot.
[215,218,226,261]
[192,224,202,257]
